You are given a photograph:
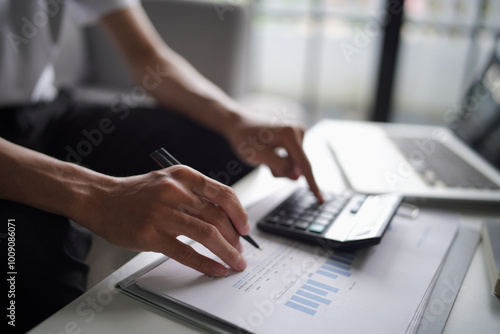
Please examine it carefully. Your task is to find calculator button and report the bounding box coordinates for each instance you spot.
[323,206,341,215]
[301,212,316,222]
[287,211,302,219]
[309,223,327,234]
[266,215,281,224]
[318,211,333,219]
[294,221,310,230]
[280,218,294,227]
[315,217,331,225]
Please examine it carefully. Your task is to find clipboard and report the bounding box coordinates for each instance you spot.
[116,252,252,334]
[116,207,479,334]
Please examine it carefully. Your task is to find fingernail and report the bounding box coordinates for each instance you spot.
[240,224,250,236]
[293,166,302,178]
[317,191,325,204]
[236,255,247,271]
[213,264,228,277]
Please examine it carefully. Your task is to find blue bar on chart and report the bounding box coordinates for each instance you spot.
[301,284,328,296]
[284,301,316,315]
[325,259,351,271]
[321,264,352,277]
[333,251,356,261]
[329,255,353,266]
[284,251,355,316]
[296,289,332,305]
[290,295,320,308]
[306,279,339,293]
[316,269,338,279]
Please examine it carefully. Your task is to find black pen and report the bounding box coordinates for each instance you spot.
[150,147,261,250]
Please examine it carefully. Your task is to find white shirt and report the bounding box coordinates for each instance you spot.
[0,0,138,107]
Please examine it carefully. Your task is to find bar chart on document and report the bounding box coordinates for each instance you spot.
[283,251,354,316]
[231,235,356,318]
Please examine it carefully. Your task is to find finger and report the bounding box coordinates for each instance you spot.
[161,238,230,277]
[178,215,247,273]
[281,131,324,203]
[167,166,250,236]
[155,176,243,252]
[187,198,243,252]
[258,148,297,179]
[192,177,250,236]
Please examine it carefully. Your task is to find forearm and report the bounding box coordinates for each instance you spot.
[0,138,112,226]
[141,50,245,136]
[100,6,246,137]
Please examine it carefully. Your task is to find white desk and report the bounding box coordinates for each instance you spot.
[32,120,500,333]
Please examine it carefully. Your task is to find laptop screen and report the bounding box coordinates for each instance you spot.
[453,42,500,171]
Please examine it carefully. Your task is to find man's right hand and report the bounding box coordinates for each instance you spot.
[0,138,247,277]
[81,165,249,277]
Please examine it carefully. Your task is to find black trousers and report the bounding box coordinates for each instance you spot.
[0,90,252,333]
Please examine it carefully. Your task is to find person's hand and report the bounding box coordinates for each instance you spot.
[225,113,323,202]
[80,165,248,277]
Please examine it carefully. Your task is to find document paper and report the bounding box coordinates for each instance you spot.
[136,209,458,334]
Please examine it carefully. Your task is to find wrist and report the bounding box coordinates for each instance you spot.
[66,164,118,232]
[200,96,246,138]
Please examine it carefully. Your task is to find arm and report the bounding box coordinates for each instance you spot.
[99,5,323,201]
[0,137,247,276]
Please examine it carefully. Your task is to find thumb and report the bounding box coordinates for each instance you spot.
[260,149,297,179]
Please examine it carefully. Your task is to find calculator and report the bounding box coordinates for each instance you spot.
[257,188,402,251]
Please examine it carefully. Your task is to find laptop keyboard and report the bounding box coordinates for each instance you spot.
[391,137,499,190]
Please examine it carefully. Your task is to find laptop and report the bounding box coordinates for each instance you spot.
[326,43,500,206]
